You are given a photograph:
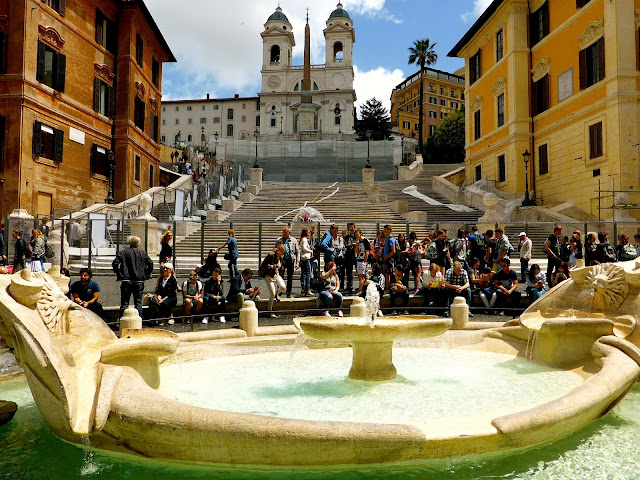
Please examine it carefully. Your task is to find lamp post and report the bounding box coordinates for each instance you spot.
[253,129,260,168]
[105,150,115,204]
[280,116,283,134]
[522,149,533,206]
[365,130,372,168]
[213,132,218,157]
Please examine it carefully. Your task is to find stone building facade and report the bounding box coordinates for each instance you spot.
[0,0,174,217]
[449,0,640,219]
[390,68,465,141]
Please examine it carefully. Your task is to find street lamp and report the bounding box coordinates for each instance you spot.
[253,129,260,168]
[213,132,218,157]
[104,150,115,204]
[365,130,372,168]
[280,116,283,134]
[522,149,534,206]
[201,126,205,149]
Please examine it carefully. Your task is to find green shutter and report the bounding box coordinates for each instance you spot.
[95,10,103,44]
[32,121,42,157]
[108,85,115,119]
[54,128,64,163]
[36,42,45,82]
[579,49,587,90]
[93,78,100,112]
[55,52,66,92]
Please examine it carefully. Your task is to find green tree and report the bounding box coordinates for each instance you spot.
[423,108,465,164]
[355,97,392,141]
[408,38,438,153]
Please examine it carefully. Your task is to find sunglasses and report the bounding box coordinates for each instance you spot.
[189,275,197,279]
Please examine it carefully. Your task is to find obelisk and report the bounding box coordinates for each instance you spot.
[298,9,316,132]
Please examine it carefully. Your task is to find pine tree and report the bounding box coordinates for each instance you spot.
[355,98,391,141]
[423,108,465,164]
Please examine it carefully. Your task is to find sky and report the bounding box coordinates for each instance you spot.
[145,0,493,117]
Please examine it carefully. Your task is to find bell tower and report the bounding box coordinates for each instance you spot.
[324,3,355,66]
[261,7,295,75]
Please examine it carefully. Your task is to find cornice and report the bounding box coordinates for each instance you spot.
[94,64,115,85]
[38,25,65,52]
[531,58,550,82]
[578,20,604,50]
[135,81,146,99]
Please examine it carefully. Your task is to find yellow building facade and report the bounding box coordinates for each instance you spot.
[390,68,465,141]
[449,0,640,219]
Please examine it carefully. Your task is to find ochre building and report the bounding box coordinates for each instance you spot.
[449,0,640,219]
[390,68,465,140]
[0,0,175,217]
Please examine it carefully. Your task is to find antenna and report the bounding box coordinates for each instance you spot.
[306,7,309,24]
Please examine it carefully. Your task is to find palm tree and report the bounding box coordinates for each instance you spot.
[408,39,438,154]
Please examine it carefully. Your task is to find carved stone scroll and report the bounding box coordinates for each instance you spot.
[94,64,115,85]
[531,58,550,82]
[578,20,604,50]
[38,25,65,52]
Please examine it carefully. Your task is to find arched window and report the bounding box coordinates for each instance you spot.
[187,134,193,142]
[313,81,319,91]
[293,82,299,91]
[333,42,344,62]
[174,134,180,143]
[201,133,206,142]
[161,135,166,143]
[227,124,234,136]
[270,45,280,65]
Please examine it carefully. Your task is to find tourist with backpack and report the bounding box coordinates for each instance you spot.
[468,226,487,268]
[616,233,638,261]
[382,225,397,292]
[544,225,563,288]
[430,230,447,276]
[595,232,617,263]
[450,228,468,270]
[319,224,338,267]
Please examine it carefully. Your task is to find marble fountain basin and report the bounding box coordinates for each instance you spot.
[1,267,640,467]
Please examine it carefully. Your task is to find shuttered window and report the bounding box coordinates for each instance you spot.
[32,121,63,162]
[539,144,549,175]
[497,155,506,183]
[497,93,505,127]
[134,97,145,132]
[36,41,66,92]
[579,37,605,90]
[150,114,159,143]
[41,0,65,16]
[529,2,549,47]
[90,144,109,176]
[531,74,550,116]
[134,155,141,182]
[470,49,482,84]
[473,109,481,141]
[136,34,143,66]
[589,122,603,159]
[95,10,117,54]
[576,0,592,7]
[152,58,159,87]
[93,78,115,119]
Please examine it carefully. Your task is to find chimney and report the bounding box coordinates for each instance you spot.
[235,94,240,98]
[206,93,210,100]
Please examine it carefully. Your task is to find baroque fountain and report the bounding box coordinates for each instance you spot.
[2,258,640,476]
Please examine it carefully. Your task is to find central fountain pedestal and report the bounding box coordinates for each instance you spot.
[350,341,396,381]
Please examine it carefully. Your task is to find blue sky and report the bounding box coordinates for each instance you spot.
[145,0,492,115]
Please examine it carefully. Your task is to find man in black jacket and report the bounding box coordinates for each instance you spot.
[228,268,260,306]
[112,235,154,319]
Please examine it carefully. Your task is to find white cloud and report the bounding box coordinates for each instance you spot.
[145,0,397,100]
[353,66,406,118]
[461,0,493,23]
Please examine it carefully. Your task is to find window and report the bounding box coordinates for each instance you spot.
[579,38,605,89]
[539,144,549,175]
[440,112,447,119]
[201,133,206,143]
[439,88,444,95]
[36,41,66,92]
[95,9,116,54]
[429,97,437,104]
[242,116,246,122]
[162,119,165,125]
[496,29,504,62]
[402,121,410,129]
[162,107,165,112]
[532,74,550,115]
[333,42,344,62]
[589,122,603,159]
[440,99,446,106]
[256,100,261,110]
[461,93,465,100]
[0,116,5,172]
[152,58,159,87]
[497,93,505,127]
[202,105,205,110]
[415,123,419,131]
[226,124,234,136]
[256,116,260,127]
[200,117,207,124]
[270,45,280,64]
[451,101,459,109]
[529,2,549,47]
[41,0,65,15]
[134,97,145,131]
[187,106,192,111]
[429,125,437,135]
[149,164,154,188]
[473,110,481,140]
[470,49,482,84]
[213,105,219,110]
[429,111,437,119]
[32,121,63,162]
[90,144,109,176]
[413,100,419,108]
[136,33,143,66]
[93,78,114,118]
[270,118,276,127]
[161,134,165,143]
[150,114,158,143]
[187,134,192,142]
[227,109,234,120]
[497,155,506,183]
[576,0,592,7]
[134,155,140,182]
[213,117,220,123]
[175,106,179,111]
[175,119,179,125]
[450,90,456,98]
[475,164,482,182]
[334,116,340,125]
[188,119,192,124]
[428,85,434,93]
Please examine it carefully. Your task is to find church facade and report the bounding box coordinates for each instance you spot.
[258,4,357,136]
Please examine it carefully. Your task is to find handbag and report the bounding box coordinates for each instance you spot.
[223,252,232,261]
[310,276,328,293]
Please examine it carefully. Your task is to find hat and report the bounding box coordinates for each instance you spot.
[518,231,527,237]
[163,262,173,270]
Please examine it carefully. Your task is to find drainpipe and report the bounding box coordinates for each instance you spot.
[527,0,537,204]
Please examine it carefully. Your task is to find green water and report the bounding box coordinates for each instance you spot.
[3,373,640,479]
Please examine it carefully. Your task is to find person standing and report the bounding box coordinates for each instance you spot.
[382,225,397,291]
[343,223,357,294]
[299,228,313,296]
[217,229,239,281]
[319,224,338,267]
[492,228,513,271]
[30,229,46,272]
[70,220,83,248]
[38,219,50,239]
[70,268,104,318]
[518,232,532,282]
[595,232,617,263]
[12,230,27,271]
[159,230,173,265]
[544,225,562,288]
[354,229,370,295]
[275,226,300,298]
[112,235,154,319]
[260,244,286,317]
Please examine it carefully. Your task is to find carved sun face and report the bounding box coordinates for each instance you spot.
[584,263,629,311]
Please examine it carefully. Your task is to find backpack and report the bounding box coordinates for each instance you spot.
[44,241,55,259]
[619,243,638,261]
[425,243,438,261]
[600,243,617,263]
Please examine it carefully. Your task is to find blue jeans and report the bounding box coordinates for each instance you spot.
[319,290,343,309]
[119,280,145,319]
[300,259,311,292]
[529,286,546,301]
[447,288,471,306]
